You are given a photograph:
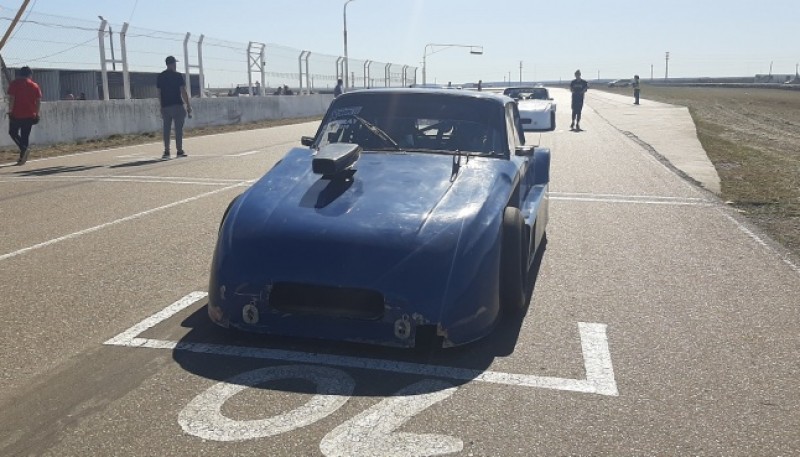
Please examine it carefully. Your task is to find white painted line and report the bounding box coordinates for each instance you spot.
[0,183,246,262]
[104,291,209,345]
[179,365,355,442]
[105,292,619,396]
[720,211,800,275]
[3,174,247,183]
[551,192,707,201]
[550,196,714,206]
[227,150,261,157]
[0,178,236,186]
[320,379,462,457]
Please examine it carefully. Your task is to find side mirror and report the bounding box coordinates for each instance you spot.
[301,136,314,147]
[515,145,535,156]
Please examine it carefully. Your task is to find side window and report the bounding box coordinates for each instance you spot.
[505,104,525,150]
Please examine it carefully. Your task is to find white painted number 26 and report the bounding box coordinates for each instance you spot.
[178,364,463,457]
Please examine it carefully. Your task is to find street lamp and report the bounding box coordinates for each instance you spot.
[422,43,483,86]
[343,0,356,90]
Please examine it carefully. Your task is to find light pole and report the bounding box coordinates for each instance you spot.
[422,43,483,86]
[343,0,356,90]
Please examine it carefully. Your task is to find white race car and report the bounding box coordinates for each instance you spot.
[504,86,556,131]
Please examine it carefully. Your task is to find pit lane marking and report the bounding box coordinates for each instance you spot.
[226,150,261,157]
[105,292,619,397]
[550,192,713,206]
[0,183,248,262]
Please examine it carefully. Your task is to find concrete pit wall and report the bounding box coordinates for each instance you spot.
[0,94,333,148]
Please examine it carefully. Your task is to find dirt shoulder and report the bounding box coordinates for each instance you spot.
[600,85,800,257]
[0,116,323,164]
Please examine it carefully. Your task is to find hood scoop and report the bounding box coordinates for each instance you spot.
[313,143,361,179]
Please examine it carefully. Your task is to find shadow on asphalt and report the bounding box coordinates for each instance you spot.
[171,243,548,396]
[109,159,165,168]
[13,165,102,176]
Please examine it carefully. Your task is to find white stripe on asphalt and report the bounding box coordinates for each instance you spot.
[0,184,247,262]
[227,150,261,157]
[550,196,713,206]
[105,292,619,396]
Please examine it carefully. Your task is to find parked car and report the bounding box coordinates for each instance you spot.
[505,87,557,131]
[607,79,631,87]
[207,88,551,348]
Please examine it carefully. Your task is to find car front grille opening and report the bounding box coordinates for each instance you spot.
[270,282,385,320]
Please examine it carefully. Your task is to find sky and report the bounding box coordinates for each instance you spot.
[2,0,799,85]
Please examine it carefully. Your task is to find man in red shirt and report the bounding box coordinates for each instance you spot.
[7,66,42,165]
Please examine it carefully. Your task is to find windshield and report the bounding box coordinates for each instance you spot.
[316,93,507,156]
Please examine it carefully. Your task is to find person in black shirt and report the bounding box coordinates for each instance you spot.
[156,55,192,159]
[569,69,588,130]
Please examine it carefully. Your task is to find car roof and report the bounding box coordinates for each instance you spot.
[342,87,511,105]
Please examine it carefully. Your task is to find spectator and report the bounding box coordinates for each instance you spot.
[283,85,294,95]
[78,92,86,100]
[632,74,640,105]
[7,66,42,166]
[569,69,588,130]
[156,55,192,159]
[273,86,283,96]
[64,91,75,100]
[255,81,261,96]
[333,78,343,97]
[477,80,482,91]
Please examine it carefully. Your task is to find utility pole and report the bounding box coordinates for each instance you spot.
[0,0,31,51]
[519,60,523,83]
[665,51,670,80]
[651,64,653,81]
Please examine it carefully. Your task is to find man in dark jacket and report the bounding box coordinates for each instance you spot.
[569,69,588,130]
[156,56,192,159]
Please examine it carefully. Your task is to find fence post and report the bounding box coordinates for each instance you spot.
[304,51,311,94]
[384,63,391,87]
[120,22,131,99]
[363,60,371,88]
[98,19,110,100]
[183,32,192,98]
[197,34,205,97]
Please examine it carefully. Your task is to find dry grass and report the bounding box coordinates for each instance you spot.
[0,116,322,164]
[601,85,800,255]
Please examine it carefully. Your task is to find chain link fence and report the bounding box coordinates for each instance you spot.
[0,5,417,97]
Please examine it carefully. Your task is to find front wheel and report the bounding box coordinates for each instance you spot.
[500,207,529,313]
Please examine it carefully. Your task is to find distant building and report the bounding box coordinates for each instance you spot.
[4,66,201,101]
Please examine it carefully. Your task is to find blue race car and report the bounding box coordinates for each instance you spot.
[208,88,550,348]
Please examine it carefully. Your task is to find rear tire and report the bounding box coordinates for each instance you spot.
[500,207,529,313]
[549,112,556,131]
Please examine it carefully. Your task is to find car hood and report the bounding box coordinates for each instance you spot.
[220,147,511,289]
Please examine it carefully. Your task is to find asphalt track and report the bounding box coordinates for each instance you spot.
[0,89,798,456]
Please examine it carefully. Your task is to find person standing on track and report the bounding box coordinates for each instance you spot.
[632,74,641,105]
[157,55,192,159]
[569,69,588,131]
[7,66,42,166]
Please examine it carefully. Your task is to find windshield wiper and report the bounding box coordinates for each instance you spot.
[352,115,400,150]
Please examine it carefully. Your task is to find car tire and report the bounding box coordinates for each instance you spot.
[500,206,529,313]
[549,112,556,131]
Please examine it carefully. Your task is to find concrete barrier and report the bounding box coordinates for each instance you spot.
[0,94,333,148]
